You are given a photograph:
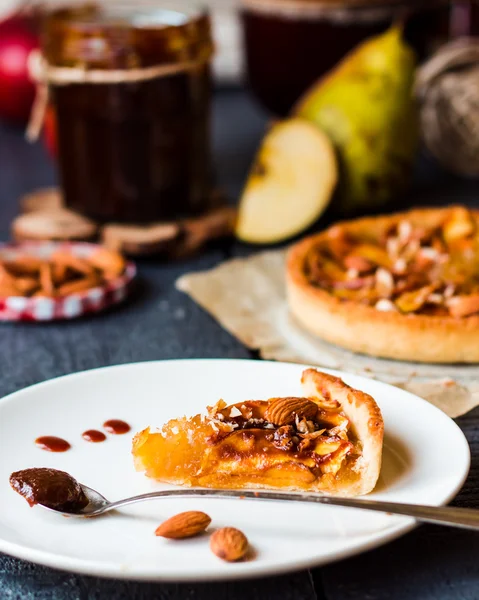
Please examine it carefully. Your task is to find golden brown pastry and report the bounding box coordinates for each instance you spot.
[287,206,479,363]
[132,368,384,497]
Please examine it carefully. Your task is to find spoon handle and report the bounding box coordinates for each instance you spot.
[105,489,479,531]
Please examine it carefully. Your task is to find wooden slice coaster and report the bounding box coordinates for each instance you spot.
[16,188,235,257]
[101,223,181,256]
[101,206,237,258]
[20,187,64,214]
[12,209,98,242]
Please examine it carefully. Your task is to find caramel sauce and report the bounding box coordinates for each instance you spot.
[35,436,71,452]
[82,429,107,443]
[103,419,131,435]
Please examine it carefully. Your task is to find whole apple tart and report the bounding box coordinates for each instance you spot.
[287,206,479,363]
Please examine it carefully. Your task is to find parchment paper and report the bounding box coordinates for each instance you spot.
[177,249,479,418]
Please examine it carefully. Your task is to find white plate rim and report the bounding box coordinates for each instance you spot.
[0,358,471,582]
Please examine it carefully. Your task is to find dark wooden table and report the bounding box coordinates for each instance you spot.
[0,89,478,600]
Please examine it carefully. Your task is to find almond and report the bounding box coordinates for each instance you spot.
[375,268,394,297]
[264,397,318,426]
[210,527,249,562]
[155,511,211,539]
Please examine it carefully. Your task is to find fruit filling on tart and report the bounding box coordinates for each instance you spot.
[132,369,384,496]
[304,206,479,318]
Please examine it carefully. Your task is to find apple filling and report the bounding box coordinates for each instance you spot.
[132,395,355,490]
[305,207,479,317]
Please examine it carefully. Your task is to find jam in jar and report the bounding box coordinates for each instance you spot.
[241,0,452,115]
[42,1,214,223]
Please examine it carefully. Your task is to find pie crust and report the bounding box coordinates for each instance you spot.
[132,368,384,497]
[287,207,479,363]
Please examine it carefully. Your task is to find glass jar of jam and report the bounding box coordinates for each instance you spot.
[241,0,452,115]
[41,1,214,223]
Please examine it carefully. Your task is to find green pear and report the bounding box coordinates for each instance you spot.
[295,25,418,215]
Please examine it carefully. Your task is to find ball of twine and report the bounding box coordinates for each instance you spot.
[416,38,479,177]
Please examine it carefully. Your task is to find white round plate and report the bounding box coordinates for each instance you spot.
[0,359,470,581]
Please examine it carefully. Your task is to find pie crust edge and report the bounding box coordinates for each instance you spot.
[301,368,383,496]
[286,207,479,364]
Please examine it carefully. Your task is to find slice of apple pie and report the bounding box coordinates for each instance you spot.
[132,369,383,496]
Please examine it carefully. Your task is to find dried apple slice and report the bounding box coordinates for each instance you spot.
[443,207,475,244]
[235,118,337,244]
[395,284,436,314]
[446,294,479,318]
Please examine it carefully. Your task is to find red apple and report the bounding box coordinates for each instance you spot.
[0,16,39,124]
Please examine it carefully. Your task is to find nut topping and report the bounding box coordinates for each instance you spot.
[375,268,394,297]
[305,207,479,318]
[155,511,211,539]
[210,527,249,562]
[264,397,318,426]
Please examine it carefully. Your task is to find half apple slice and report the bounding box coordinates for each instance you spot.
[235,118,338,244]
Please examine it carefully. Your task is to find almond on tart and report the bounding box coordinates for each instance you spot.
[287,206,479,363]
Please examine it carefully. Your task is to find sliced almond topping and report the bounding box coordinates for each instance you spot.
[386,236,401,258]
[400,238,420,262]
[444,284,456,299]
[375,268,394,297]
[228,406,242,418]
[419,247,439,260]
[207,399,227,418]
[427,293,444,304]
[398,220,412,242]
[375,299,397,312]
[265,397,318,426]
[392,258,407,275]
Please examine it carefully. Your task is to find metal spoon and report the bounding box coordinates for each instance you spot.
[42,484,479,531]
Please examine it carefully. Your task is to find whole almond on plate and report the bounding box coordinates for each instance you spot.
[210,527,249,562]
[265,397,318,426]
[155,511,211,539]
